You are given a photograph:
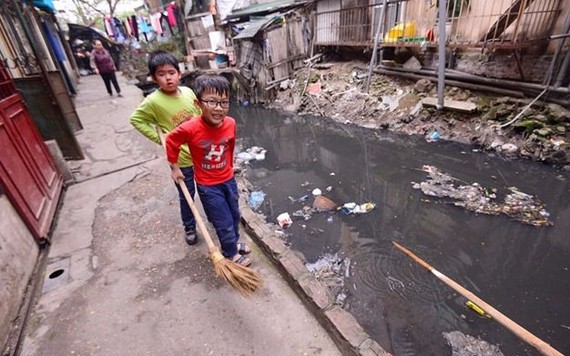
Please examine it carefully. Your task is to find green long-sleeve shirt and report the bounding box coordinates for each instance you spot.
[130,86,201,167]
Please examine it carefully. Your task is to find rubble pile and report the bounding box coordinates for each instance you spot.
[271,60,570,169]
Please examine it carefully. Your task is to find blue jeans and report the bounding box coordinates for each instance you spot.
[197,177,240,258]
[174,166,196,230]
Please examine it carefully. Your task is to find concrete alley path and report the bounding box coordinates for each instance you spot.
[19,73,343,356]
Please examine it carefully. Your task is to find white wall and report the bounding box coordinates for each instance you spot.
[0,195,39,350]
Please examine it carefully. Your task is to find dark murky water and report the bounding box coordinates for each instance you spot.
[231,105,570,356]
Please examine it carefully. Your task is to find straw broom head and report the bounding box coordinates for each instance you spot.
[209,248,263,297]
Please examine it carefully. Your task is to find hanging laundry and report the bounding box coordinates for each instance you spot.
[167,2,177,26]
[151,12,163,36]
[161,12,174,36]
[130,15,139,41]
[104,16,114,37]
[174,3,184,33]
[138,16,150,42]
[123,19,131,39]
[113,17,126,42]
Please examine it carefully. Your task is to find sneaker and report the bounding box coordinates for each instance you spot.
[184,227,198,245]
[117,93,123,97]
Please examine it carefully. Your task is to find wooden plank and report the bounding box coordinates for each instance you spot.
[421,97,477,113]
[266,26,290,81]
[266,54,306,69]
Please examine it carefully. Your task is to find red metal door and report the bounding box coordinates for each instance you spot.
[0,62,62,241]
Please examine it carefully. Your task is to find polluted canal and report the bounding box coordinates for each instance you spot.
[232,105,569,356]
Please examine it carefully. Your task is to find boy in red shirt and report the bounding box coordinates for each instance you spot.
[165,74,252,267]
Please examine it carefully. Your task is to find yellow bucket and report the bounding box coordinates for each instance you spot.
[384,22,415,43]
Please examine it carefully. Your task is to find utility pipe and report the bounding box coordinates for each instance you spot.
[375,66,570,95]
[445,68,570,94]
[375,67,525,97]
[376,67,570,106]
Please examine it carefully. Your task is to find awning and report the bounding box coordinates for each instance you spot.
[225,0,308,21]
[233,15,283,40]
[67,23,122,51]
[67,23,124,69]
[28,0,56,12]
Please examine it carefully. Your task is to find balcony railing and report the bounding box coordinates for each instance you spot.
[314,0,562,49]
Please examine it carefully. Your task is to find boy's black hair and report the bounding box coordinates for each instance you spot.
[193,74,230,100]
[148,50,179,76]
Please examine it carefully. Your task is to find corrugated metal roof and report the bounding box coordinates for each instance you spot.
[226,0,307,20]
[233,15,282,40]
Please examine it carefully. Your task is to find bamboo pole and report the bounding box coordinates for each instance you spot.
[392,242,564,356]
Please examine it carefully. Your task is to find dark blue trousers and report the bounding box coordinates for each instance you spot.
[174,166,196,230]
[197,177,240,258]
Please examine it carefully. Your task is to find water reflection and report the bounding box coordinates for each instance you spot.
[232,105,570,355]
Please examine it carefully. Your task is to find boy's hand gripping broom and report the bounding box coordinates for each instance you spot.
[157,128,262,296]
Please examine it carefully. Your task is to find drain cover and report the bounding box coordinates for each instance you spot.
[42,257,70,293]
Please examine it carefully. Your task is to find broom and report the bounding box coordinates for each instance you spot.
[157,128,262,296]
[392,241,564,356]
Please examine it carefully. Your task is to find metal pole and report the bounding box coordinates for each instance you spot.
[437,0,447,109]
[365,0,388,93]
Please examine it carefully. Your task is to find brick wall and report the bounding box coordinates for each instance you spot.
[420,51,553,84]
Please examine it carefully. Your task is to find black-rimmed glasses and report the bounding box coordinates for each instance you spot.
[199,99,230,109]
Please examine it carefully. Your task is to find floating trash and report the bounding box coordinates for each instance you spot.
[338,202,376,214]
[292,205,317,220]
[313,195,338,211]
[466,300,492,319]
[276,212,293,228]
[413,165,552,226]
[442,331,504,356]
[298,194,309,202]
[248,191,265,210]
[236,146,267,164]
[306,253,345,285]
[427,130,440,142]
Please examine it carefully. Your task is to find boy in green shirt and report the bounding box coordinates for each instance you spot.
[130,50,201,245]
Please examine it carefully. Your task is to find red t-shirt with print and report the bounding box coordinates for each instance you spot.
[166,116,236,186]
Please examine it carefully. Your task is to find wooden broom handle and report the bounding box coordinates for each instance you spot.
[392,242,564,356]
[157,128,217,252]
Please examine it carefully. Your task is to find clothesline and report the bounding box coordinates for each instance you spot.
[102,2,182,44]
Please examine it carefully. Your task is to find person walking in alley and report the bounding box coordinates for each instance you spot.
[90,40,122,97]
[165,74,252,267]
[130,50,202,245]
